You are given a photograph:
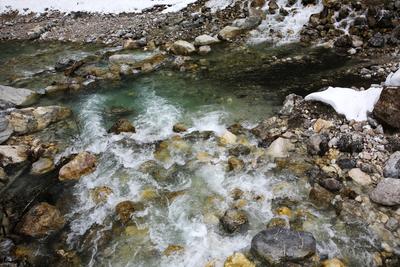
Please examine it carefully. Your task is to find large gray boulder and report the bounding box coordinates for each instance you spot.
[0,85,38,107]
[170,40,196,55]
[251,228,316,265]
[370,178,400,206]
[383,151,400,178]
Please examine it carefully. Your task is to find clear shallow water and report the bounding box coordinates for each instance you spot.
[0,42,381,266]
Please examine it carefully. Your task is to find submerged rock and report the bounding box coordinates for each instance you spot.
[228,156,244,171]
[8,106,71,135]
[373,88,400,129]
[251,228,316,265]
[224,252,255,267]
[30,157,55,175]
[370,178,400,206]
[108,118,136,134]
[115,200,144,223]
[91,186,113,204]
[170,40,196,55]
[219,131,237,145]
[220,209,249,234]
[0,85,38,107]
[383,151,400,178]
[59,152,97,181]
[309,184,334,207]
[17,202,65,238]
[163,244,184,256]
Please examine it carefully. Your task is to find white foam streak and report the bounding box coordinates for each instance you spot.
[249,0,323,44]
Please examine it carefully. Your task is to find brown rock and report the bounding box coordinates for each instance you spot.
[224,252,255,267]
[220,209,249,234]
[91,186,113,204]
[108,118,136,134]
[373,88,400,129]
[17,202,65,238]
[115,200,144,223]
[173,123,188,133]
[59,152,97,181]
[309,184,334,207]
[163,244,184,256]
[30,157,55,175]
[228,156,245,171]
[321,258,346,267]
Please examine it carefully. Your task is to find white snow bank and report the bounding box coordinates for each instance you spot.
[0,0,197,14]
[385,68,400,86]
[305,86,383,121]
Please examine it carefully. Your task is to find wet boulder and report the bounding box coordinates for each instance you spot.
[59,152,97,181]
[218,26,241,41]
[383,151,400,178]
[90,186,113,204]
[373,87,400,129]
[0,85,38,107]
[0,237,15,262]
[321,258,346,267]
[115,200,144,223]
[266,137,294,159]
[228,144,251,157]
[232,16,262,30]
[30,157,55,175]
[334,35,352,48]
[368,33,385,48]
[0,145,29,166]
[170,40,196,55]
[219,131,237,146]
[228,156,245,171]
[348,168,372,186]
[139,160,169,182]
[220,209,249,234]
[194,35,220,46]
[309,184,334,207]
[17,202,65,238]
[0,115,13,144]
[224,252,255,267]
[108,118,135,134]
[8,106,71,135]
[320,178,342,192]
[172,123,188,133]
[251,228,316,265]
[370,178,400,206]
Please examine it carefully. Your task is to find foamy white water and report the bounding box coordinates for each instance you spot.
[249,0,323,44]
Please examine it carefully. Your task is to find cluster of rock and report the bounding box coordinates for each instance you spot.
[301,0,400,55]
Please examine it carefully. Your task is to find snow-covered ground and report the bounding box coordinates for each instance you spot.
[305,86,383,121]
[0,0,198,14]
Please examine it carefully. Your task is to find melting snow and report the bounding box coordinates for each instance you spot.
[305,86,383,121]
[385,68,400,86]
[0,0,198,14]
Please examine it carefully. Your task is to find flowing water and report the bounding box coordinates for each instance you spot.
[0,41,382,266]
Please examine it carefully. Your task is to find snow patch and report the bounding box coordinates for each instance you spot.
[0,0,198,14]
[385,68,400,86]
[305,86,383,121]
